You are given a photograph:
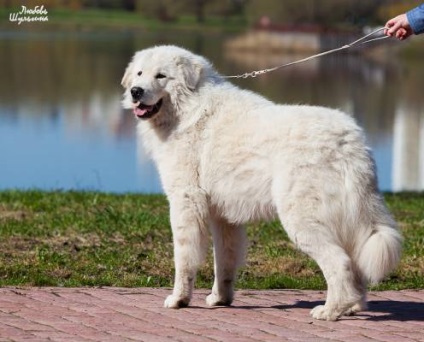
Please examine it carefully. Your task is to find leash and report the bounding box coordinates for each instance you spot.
[223,27,390,79]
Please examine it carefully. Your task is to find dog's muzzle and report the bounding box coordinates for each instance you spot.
[130,86,163,120]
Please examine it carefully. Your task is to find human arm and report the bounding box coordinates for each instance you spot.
[407,4,424,34]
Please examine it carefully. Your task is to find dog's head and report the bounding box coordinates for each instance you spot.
[121,45,212,120]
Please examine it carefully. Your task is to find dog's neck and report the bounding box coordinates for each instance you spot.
[146,99,180,141]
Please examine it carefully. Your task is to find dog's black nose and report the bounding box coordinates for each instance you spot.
[130,87,144,101]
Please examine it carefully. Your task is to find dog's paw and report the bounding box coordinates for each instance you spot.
[310,305,340,321]
[164,295,189,309]
[206,293,232,307]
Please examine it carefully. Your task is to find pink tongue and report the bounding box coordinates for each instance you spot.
[133,105,153,117]
[134,107,147,117]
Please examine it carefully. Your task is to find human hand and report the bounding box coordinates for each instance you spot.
[385,13,414,40]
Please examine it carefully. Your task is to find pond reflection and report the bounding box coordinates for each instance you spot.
[0,30,423,193]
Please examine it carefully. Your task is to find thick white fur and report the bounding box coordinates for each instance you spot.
[121,45,402,321]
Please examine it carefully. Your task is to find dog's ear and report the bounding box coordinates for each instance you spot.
[177,57,204,91]
[121,61,133,89]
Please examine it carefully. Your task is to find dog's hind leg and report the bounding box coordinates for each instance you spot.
[206,215,247,306]
[343,268,368,316]
[280,212,362,321]
[164,189,210,309]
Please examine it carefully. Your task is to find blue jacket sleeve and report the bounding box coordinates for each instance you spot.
[407,4,424,34]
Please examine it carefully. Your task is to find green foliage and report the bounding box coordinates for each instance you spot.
[0,190,423,290]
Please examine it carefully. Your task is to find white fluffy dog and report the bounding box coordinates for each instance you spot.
[121,45,402,321]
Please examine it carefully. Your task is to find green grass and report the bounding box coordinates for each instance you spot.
[0,190,423,290]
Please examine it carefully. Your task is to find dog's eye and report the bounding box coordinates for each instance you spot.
[137,71,142,76]
[156,73,166,79]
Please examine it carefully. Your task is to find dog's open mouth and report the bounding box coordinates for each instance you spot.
[133,99,163,119]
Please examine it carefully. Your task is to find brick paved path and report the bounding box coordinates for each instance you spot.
[0,288,423,341]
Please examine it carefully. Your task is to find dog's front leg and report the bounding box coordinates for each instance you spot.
[164,189,209,308]
[206,216,246,307]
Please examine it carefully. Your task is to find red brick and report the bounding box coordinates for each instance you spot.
[0,288,422,341]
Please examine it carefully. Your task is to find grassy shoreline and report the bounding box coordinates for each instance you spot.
[0,190,423,290]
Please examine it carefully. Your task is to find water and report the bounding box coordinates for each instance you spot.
[1,30,423,193]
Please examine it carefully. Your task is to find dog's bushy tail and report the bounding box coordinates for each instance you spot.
[356,205,402,284]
